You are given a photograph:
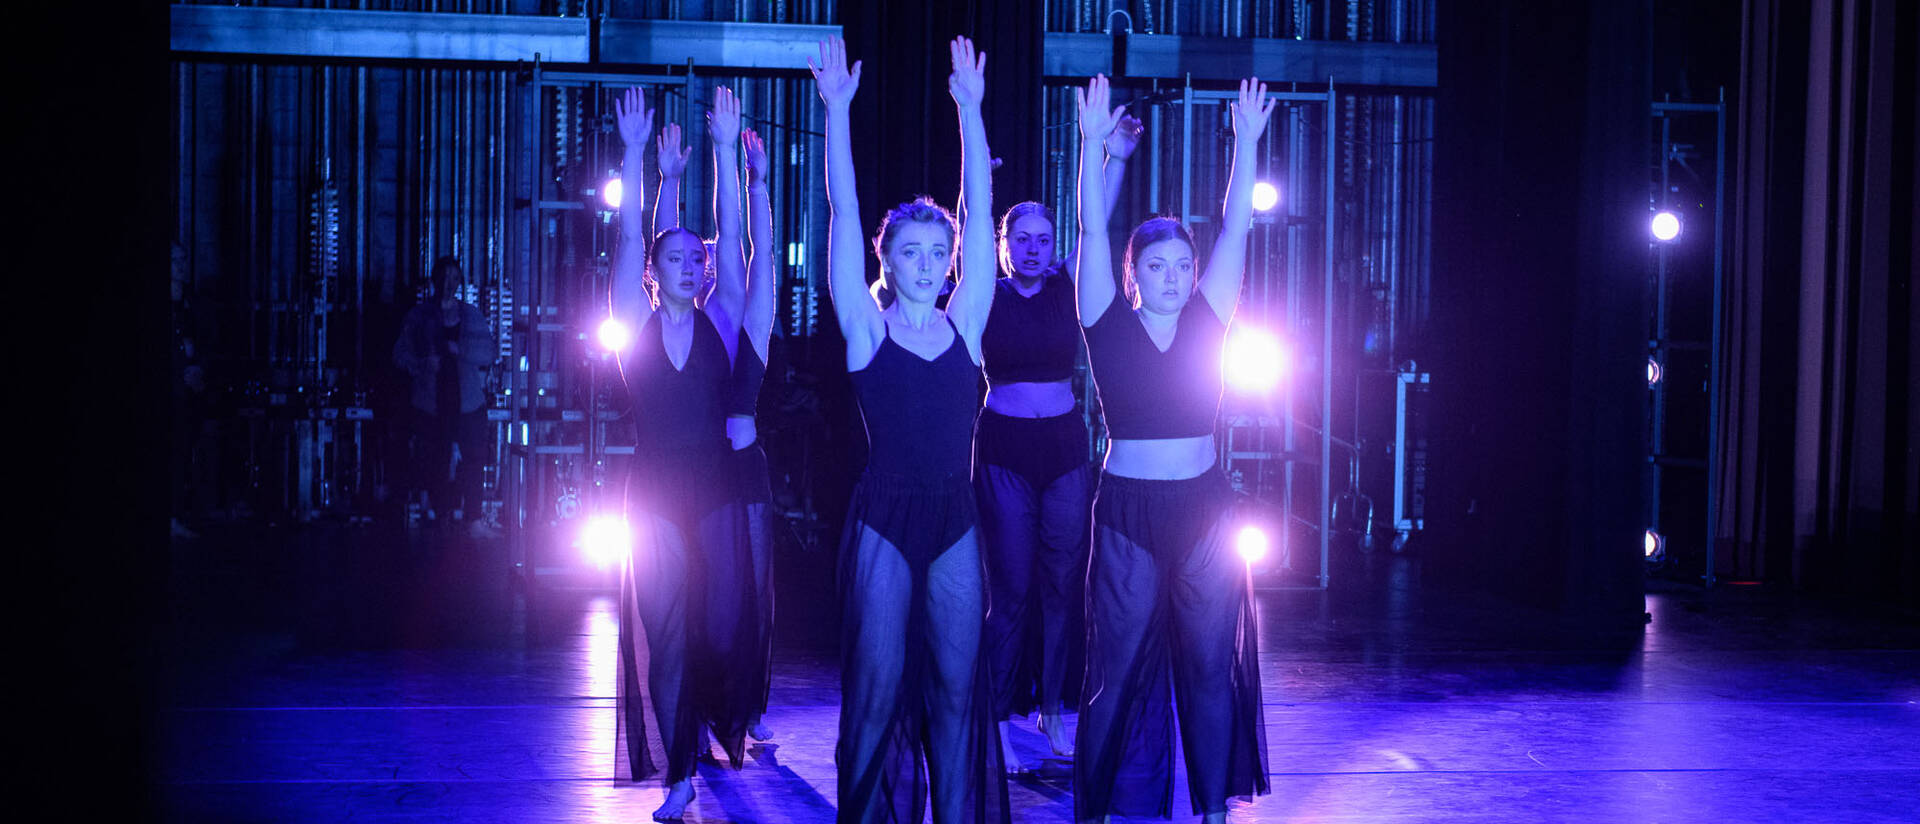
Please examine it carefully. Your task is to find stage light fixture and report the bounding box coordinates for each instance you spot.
[602,177,624,209]
[1647,357,1662,387]
[581,516,632,568]
[1223,326,1286,394]
[597,317,631,352]
[1650,210,1682,242]
[1644,529,1665,561]
[1236,525,1271,563]
[1251,181,1280,212]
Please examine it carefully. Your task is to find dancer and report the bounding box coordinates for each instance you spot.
[609,85,754,822]
[812,35,1009,823]
[732,124,779,742]
[1069,75,1274,823]
[977,114,1142,773]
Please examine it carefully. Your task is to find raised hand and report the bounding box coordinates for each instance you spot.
[1231,77,1277,143]
[948,36,986,108]
[742,128,769,185]
[656,122,691,179]
[708,85,742,146]
[1106,113,1144,160]
[1075,74,1126,145]
[809,36,862,109]
[615,87,654,149]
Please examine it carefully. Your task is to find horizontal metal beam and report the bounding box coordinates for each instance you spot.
[1044,32,1436,88]
[171,6,1433,88]
[598,20,840,70]
[171,6,589,63]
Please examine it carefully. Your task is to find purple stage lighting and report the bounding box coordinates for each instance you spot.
[597,317,631,352]
[1650,210,1682,242]
[602,177,624,209]
[1252,181,1280,212]
[1223,326,1286,394]
[1644,529,1665,560]
[1647,357,1662,387]
[581,517,632,568]
[1236,525,1271,563]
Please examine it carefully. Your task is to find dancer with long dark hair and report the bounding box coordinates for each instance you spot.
[812,35,1009,823]
[1069,74,1275,824]
[977,114,1142,773]
[610,85,756,822]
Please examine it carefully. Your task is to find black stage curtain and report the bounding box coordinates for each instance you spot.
[1719,0,1917,605]
[1424,0,1651,624]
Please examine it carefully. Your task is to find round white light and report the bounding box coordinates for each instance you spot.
[1647,357,1662,387]
[597,317,631,352]
[581,517,632,568]
[1644,529,1664,559]
[1236,525,1271,563]
[1650,211,1682,242]
[602,177,624,209]
[1251,181,1280,212]
[1223,326,1286,395]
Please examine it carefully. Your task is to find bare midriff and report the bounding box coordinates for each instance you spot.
[1102,434,1216,480]
[726,414,757,451]
[983,378,1076,418]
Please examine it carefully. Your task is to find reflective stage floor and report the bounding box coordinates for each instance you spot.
[154,524,1920,822]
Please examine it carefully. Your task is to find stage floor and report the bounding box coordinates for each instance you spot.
[154,524,1920,822]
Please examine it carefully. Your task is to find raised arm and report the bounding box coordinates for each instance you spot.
[612,87,656,347]
[1073,74,1126,326]
[652,122,690,235]
[1196,77,1274,323]
[741,127,776,361]
[1064,112,1143,278]
[809,36,882,367]
[706,86,747,339]
[944,36,995,345]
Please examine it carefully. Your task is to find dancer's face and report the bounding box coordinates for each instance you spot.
[1133,238,1196,316]
[652,232,708,306]
[881,222,953,306]
[1000,214,1055,280]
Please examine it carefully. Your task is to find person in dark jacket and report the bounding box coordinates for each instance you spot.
[392,255,499,537]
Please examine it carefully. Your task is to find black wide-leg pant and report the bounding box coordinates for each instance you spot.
[1073,469,1269,820]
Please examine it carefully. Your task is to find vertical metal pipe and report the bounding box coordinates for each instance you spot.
[1320,83,1335,588]
[1704,91,1726,587]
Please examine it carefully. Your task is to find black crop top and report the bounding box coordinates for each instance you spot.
[1083,295,1227,440]
[728,330,767,418]
[981,270,1081,386]
[849,319,981,478]
[628,309,732,452]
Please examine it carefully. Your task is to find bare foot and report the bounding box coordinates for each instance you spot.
[652,779,695,821]
[1038,710,1074,757]
[748,719,774,741]
[999,720,1027,774]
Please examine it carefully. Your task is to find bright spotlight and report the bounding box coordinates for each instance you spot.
[1251,181,1280,212]
[602,177,624,209]
[1647,357,1662,387]
[1223,326,1287,394]
[597,317,631,352]
[1236,525,1271,563]
[1644,529,1665,560]
[1650,210,1682,242]
[581,517,632,568]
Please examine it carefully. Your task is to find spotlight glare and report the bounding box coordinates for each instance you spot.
[1647,357,1662,387]
[602,177,624,209]
[581,517,632,568]
[1236,525,1271,563]
[1644,529,1664,559]
[1650,210,1682,242]
[1223,326,1287,394]
[597,317,632,352]
[1251,181,1280,212]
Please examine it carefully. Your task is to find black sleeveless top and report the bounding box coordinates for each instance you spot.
[629,309,732,453]
[849,319,981,478]
[1083,295,1227,440]
[981,270,1080,386]
[728,329,767,418]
